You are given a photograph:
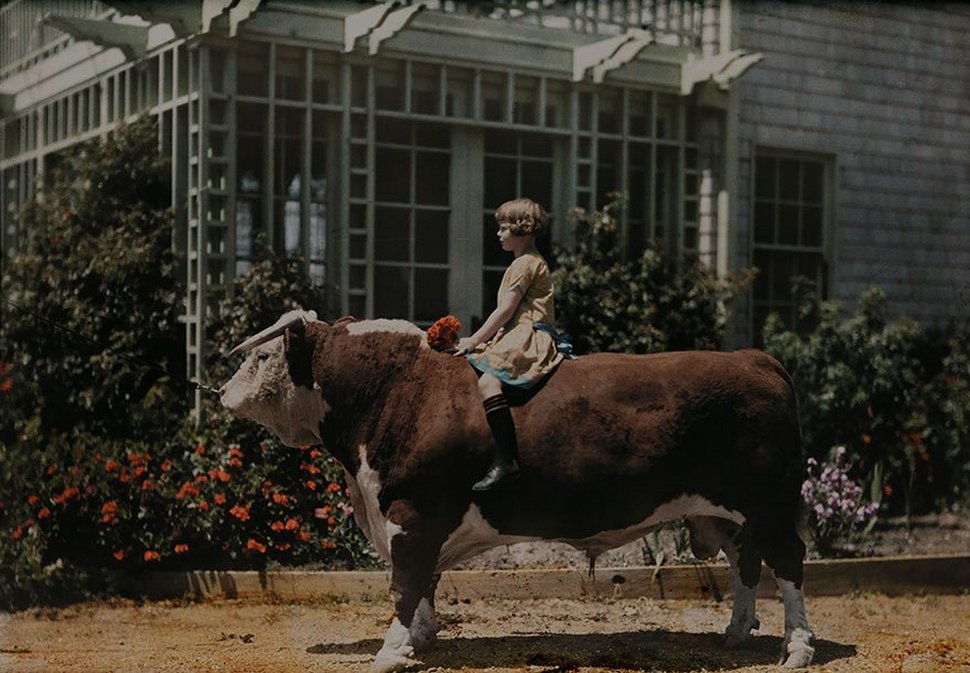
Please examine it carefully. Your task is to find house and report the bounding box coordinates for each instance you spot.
[1,1,967,400]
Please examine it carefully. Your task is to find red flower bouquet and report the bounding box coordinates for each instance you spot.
[427,315,461,352]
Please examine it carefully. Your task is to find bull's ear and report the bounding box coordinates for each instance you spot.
[333,315,356,327]
[284,323,316,389]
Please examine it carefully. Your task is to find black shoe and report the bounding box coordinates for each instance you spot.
[472,460,520,491]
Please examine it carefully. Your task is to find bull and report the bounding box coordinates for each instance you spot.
[220,309,815,671]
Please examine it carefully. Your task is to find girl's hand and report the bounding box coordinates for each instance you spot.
[453,337,478,356]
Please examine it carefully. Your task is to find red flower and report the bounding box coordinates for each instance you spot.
[27,495,40,506]
[104,460,119,472]
[230,504,251,521]
[198,499,210,511]
[272,493,290,506]
[246,538,267,554]
[174,544,189,554]
[285,518,300,531]
[426,315,461,351]
[141,480,154,491]
[176,482,199,500]
[300,463,321,475]
[143,550,160,562]
[305,480,317,491]
[321,539,337,550]
[297,531,311,542]
[227,457,243,469]
[113,550,125,561]
[309,449,323,459]
[160,459,173,472]
[195,443,206,455]
[0,378,12,393]
[46,465,58,476]
[326,482,342,494]
[37,507,51,520]
[213,493,227,505]
[229,446,244,459]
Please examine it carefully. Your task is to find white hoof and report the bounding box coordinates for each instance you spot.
[780,627,815,669]
[372,618,416,673]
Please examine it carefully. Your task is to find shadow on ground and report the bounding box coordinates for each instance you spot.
[309,630,856,670]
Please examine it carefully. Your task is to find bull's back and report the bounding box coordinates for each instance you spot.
[477,349,802,539]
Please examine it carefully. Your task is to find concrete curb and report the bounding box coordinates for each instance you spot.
[135,554,970,602]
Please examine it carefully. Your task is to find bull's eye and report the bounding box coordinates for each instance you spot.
[256,351,270,363]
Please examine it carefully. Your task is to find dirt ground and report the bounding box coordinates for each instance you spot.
[2,592,970,673]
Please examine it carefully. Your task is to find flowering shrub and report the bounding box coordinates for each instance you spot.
[0,121,378,611]
[802,446,880,554]
[553,198,752,354]
[426,315,461,351]
[764,283,970,515]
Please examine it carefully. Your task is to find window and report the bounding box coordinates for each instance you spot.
[481,129,556,309]
[235,102,266,276]
[752,151,830,339]
[372,119,452,322]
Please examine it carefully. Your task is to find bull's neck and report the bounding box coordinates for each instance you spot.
[316,331,424,472]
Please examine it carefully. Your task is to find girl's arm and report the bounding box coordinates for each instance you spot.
[455,287,524,354]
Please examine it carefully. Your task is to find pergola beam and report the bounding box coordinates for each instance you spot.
[41,13,149,61]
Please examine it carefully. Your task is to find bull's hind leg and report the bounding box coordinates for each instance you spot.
[722,524,763,648]
[686,516,761,647]
[757,524,815,668]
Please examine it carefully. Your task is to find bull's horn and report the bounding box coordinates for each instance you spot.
[228,309,318,357]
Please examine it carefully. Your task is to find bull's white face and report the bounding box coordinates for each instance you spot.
[219,336,330,448]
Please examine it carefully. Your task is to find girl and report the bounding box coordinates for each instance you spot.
[455,198,564,491]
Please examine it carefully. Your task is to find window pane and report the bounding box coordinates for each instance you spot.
[415,209,449,264]
[312,51,336,103]
[754,201,775,243]
[482,269,504,311]
[521,132,553,157]
[376,117,411,145]
[755,156,775,198]
[753,249,770,301]
[598,87,621,134]
[485,129,517,155]
[521,161,553,212]
[375,206,410,262]
[628,89,650,136]
[411,63,440,115]
[513,75,538,125]
[375,147,411,202]
[237,42,269,96]
[414,268,449,322]
[376,61,404,111]
[482,72,505,122]
[275,46,305,100]
[482,213,504,267]
[375,265,409,318]
[484,157,517,208]
[803,162,823,203]
[415,121,450,149]
[771,251,793,301]
[802,206,823,247]
[778,159,800,200]
[778,204,799,245]
[415,152,450,206]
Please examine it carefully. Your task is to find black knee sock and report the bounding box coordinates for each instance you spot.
[482,393,519,465]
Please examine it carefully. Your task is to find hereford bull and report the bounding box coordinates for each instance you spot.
[220,309,815,671]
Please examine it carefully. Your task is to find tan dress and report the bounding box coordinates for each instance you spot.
[466,251,564,388]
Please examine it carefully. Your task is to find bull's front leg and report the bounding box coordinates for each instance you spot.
[372,500,443,673]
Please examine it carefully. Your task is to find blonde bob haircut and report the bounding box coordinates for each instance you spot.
[494,198,547,237]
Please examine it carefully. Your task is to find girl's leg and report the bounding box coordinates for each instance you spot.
[473,373,521,491]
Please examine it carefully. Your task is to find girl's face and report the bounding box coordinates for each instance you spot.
[497,222,516,251]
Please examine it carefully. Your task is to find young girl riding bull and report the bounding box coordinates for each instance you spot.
[454,198,565,491]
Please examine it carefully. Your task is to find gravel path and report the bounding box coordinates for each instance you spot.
[3,593,969,672]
